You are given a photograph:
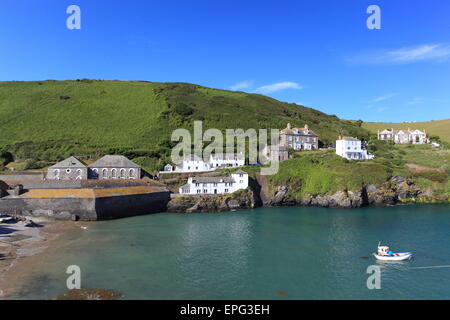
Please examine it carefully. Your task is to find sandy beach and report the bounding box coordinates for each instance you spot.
[0,217,87,299]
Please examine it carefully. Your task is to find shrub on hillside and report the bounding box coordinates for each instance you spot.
[173,103,194,116]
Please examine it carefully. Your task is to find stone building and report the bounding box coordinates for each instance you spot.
[280,123,319,150]
[262,145,289,162]
[88,155,141,179]
[47,156,88,180]
[377,129,428,144]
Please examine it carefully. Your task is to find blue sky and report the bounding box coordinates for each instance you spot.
[0,0,449,122]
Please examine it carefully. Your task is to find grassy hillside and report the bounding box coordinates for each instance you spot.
[268,144,449,201]
[362,119,450,143]
[0,80,369,172]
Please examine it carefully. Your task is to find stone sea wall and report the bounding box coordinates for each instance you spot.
[0,189,170,221]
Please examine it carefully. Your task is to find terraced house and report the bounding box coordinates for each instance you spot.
[377,128,428,144]
[280,123,319,150]
[179,170,249,195]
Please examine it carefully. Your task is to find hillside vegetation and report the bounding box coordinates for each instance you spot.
[267,144,450,201]
[0,80,369,172]
[362,119,450,143]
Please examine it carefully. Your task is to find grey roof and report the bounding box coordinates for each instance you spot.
[233,170,247,175]
[88,155,140,168]
[190,176,235,183]
[339,136,360,141]
[210,153,244,160]
[49,156,87,169]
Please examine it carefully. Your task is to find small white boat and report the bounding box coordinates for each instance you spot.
[373,244,413,261]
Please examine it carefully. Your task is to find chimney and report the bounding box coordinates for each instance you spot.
[304,124,308,130]
[287,123,291,130]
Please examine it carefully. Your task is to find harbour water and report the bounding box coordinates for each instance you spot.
[11,204,450,299]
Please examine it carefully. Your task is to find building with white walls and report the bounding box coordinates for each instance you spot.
[179,170,248,195]
[335,136,374,160]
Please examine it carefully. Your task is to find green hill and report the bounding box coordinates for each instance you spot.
[362,119,450,143]
[0,80,369,171]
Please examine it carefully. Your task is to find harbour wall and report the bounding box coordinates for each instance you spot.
[0,186,171,221]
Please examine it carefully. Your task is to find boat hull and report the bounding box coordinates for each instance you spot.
[374,252,412,261]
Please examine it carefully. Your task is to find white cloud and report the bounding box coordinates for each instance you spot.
[255,81,303,94]
[368,93,397,103]
[230,81,253,91]
[406,97,424,105]
[348,44,450,65]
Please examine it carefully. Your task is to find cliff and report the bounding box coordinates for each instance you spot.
[167,188,261,213]
[266,176,446,208]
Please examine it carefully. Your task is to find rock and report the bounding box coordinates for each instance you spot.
[167,188,261,213]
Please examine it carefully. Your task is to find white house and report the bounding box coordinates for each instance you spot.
[335,136,374,160]
[161,152,245,173]
[179,170,249,195]
[209,152,245,169]
[173,154,213,173]
[377,129,428,144]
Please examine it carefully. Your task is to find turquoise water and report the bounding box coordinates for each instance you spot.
[14,204,450,299]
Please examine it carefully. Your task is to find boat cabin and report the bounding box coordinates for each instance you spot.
[378,245,390,256]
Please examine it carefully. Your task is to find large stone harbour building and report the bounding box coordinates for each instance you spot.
[88,155,141,179]
[47,156,88,180]
[280,123,319,150]
[47,155,141,180]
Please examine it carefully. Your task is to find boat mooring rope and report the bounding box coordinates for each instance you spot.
[409,265,450,270]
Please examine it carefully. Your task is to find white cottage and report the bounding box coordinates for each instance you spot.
[179,170,248,195]
[378,128,427,144]
[162,152,245,173]
[335,136,374,160]
[209,152,245,169]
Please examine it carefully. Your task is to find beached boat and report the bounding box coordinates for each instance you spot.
[373,244,413,261]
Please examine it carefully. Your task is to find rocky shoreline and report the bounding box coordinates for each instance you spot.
[166,176,448,213]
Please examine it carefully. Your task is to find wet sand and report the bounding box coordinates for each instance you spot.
[0,218,88,299]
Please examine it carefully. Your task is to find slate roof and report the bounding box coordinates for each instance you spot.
[280,124,318,137]
[339,136,360,141]
[88,155,140,168]
[49,156,87,169]
[190,176,235,183]
[210,153,244,160]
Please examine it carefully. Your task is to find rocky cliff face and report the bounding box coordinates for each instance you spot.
[166,175,444,213]
[267,176,423,209]
[167,188,262,213]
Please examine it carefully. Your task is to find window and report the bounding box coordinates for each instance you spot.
[129,169,135,179]
[120,169,126,179]
[111,168,117,179]
[102,169,107,178]
[203,189,207,193]
[240,180,243,183]
[195,183,200,187]
[225,189,229,193]
[66,169,71,174]
[197,189,201,194]
[53,169,60,179]
[213,183,217,187]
